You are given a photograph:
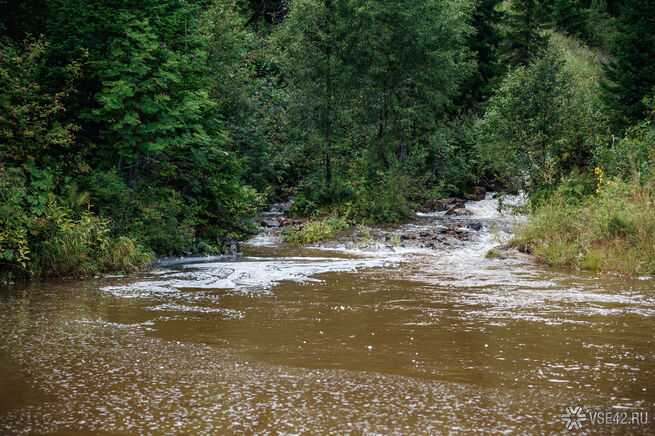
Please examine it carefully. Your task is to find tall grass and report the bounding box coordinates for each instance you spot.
[513,176,655,275]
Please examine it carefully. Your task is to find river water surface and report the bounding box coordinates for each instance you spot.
[1,196,654,434]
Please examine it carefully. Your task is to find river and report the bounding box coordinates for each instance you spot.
[1,195,654,434]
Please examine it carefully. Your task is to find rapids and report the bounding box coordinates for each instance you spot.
[0,193,653,434]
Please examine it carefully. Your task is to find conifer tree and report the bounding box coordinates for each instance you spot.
[504,0,549,66]
[461,0,505,104]
[550,0,587,37]
[602,0,655,126]
[276,0,350,190]
[349,0,474,167]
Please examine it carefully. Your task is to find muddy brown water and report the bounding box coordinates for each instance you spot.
[1,196,654,434]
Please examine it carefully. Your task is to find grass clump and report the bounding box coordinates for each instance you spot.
[282,216,349,245]
[37,209,153,278]
[512,176,655,275]
[98,237,154,274]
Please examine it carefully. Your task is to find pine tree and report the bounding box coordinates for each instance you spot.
[238,0,287,28]
[550,0,588,37]
[504,0,549,66]
[460,0,505,105]
[602,0,655,126]
[348,0,474,167]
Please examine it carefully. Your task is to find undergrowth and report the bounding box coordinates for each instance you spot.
[512,175,655,275]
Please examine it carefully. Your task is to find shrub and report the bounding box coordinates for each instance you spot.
[349,168,414,224]
[0,166,152,281]
[99,237,153,274]
[282,216,349,245]
[36,207,153,277]
[593,95,655,183]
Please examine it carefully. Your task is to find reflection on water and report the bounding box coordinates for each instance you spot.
[1,195,654,434]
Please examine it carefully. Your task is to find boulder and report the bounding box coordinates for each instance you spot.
[464,186,487,201]
[445,206,473,216]
[260,218,280,228]
[467,222,483,231]
[420,197,466,212]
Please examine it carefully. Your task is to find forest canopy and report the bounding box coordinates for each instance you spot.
[1,0,654,279]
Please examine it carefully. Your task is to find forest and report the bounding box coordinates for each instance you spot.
[1,0,654,280]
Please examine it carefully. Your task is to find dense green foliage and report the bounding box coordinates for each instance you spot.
[282,215,349,245]
[1,0,654,279]
[461,0,505,104]
[502,0,549,66]
[276,0,474,222]
[0,1,260,281]
[477,34,608,196]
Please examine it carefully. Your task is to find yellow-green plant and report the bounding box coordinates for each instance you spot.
[282,216,349,245]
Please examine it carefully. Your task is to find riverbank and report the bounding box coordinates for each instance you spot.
[2,189,654,434]
[511,176,655,276]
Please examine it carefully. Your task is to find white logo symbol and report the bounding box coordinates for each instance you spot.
[561,406,588,430]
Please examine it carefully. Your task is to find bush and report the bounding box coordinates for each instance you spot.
[282,216,349,245]
[99,237,154,274]
[0,166,152,282]
[345,166,415,224]
[32,205,153,278]
[593,95,655,183]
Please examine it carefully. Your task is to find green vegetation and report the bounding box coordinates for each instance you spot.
[512,174,655,275]
[1,0,654,280]
[477,32,607,196]
[510,97,655,275]
[0,1,259,281]
[282,216,349,245]
[601,0,655,126]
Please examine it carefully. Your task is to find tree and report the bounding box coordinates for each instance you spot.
[1,0,261,255]
[348,0,474,168]
[478,50,576,191]
[459,0,505,105]
[602,0,655,126]
[550,0,588,37]
[277,0,474,204]
[503,0,549,66]
[238,0,288,28]
[90,10,258,250]
[0,37,80,169]
[275,0,351,191]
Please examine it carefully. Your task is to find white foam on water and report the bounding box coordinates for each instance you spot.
[102,255,401,299]
[246,232,280,246]
[415,211,447,218]
[464,192,527,220]
[102,192,655,320]
[104,193,525,301]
